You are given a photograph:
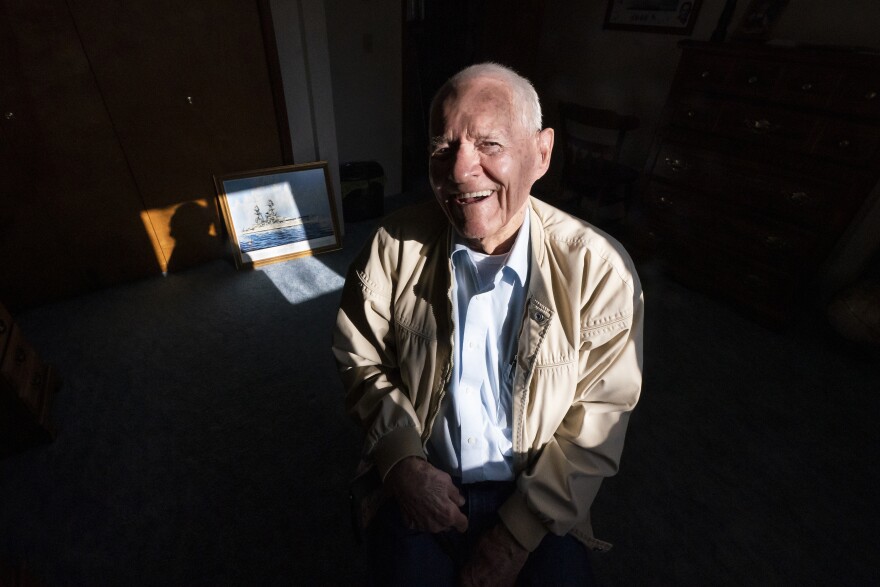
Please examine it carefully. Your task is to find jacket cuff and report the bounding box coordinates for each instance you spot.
[498,490,549,552]
[371,426,426,481]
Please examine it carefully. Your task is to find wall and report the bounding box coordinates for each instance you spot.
[324,0,402,196]
[771,0,880,49]
[270,0,343,225]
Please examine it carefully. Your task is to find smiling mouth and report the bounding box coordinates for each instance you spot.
[449,189,494,205]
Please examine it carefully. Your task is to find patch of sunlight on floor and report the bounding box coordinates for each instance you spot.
[257,254,346,304]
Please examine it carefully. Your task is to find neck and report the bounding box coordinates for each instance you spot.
[465,205,528,255]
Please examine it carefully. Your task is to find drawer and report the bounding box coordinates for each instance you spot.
[676,50,735,92]
[650,143,712,183]
[813,120,880,165]
[773,63,841,109]
[721,212,820,269]
[716,101,819,153]
[831,70,880,119]
[644,182,822,270]
[754,174,862,233]
[642,182,694,236]
[727,58,782,99]
[649,142,863,231]
[670,96,720,132]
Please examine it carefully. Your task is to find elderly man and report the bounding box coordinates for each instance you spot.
[333,63,643,586]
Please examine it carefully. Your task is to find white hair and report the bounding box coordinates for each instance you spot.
[430,62,543,134]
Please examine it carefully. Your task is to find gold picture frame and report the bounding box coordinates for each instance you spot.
[214,161,341,269]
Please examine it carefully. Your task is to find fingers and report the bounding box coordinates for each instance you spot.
[388,458,471,533]
[451,507,469,533]
[460,525,528,587]
[446,480,466,507]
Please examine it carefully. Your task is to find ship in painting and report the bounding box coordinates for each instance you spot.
[241,199,325,235]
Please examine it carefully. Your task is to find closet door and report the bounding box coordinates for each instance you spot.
[66,0,285,272]
[0,0,163,310]
[1,0,287,309]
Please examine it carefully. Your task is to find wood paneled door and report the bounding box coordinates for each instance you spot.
[0,0,289,310]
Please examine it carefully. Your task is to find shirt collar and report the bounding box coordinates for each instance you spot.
[450,206,530,284]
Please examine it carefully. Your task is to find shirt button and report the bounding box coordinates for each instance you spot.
[467,437,476,445]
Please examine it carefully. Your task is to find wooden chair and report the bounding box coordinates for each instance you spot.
[558,101,640,225]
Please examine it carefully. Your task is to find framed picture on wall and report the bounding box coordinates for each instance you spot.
[214,161,341,269]
[729,0,790,42]
[604,0,703,35]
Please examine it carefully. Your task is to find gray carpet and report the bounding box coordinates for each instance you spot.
[1,196,878,586]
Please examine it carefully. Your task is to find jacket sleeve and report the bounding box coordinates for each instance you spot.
[332,228,426,480]
[499,262,644,551]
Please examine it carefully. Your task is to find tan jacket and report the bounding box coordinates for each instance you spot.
[333,196,643,552]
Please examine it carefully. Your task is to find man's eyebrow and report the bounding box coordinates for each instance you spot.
[430,131,507,147]
[474,131,508,141]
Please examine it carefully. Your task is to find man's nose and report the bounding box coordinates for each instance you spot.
[450,144,480,183]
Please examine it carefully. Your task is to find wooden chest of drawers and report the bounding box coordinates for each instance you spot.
[643,41,880,324]
[1,302,58,457]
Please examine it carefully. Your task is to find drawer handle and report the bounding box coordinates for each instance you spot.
[687,110,696,118]
[748,76,759,85]
[657,195,674,207]
[866,91,878,101]
[700,70,711,79]
[838,139,851,148]
[745,118,775,133]
[664,157,687,172]
[801,83,813,91]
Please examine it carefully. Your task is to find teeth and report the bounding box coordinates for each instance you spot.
[455,190,493,200]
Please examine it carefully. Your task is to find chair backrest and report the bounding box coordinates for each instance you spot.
[557,101,642,218]
[558,101,640,165]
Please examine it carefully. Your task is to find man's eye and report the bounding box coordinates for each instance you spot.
[432,146,450,157]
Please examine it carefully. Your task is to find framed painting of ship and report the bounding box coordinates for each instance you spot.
[214,161,341,268]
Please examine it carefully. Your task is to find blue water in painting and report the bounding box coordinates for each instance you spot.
[239,222,334,253]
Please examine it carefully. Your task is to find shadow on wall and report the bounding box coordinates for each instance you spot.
[166,202,226,273]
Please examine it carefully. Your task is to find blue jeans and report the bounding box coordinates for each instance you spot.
[366,481,596,586]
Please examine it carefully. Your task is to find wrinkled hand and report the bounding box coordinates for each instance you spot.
[385,457,468,533]
[460,524,528,587]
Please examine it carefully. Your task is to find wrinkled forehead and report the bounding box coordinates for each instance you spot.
[430,77,518,136]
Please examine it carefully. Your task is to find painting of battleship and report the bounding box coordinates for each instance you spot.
[215,162,341,268]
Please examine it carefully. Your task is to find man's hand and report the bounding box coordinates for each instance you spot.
[460,523,529,587]
[385,457,468,533]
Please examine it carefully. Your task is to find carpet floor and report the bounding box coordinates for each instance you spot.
[2,196,878,585]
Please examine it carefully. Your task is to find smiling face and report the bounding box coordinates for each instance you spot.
[429,76,553,254]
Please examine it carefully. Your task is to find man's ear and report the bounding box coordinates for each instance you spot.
[535,127,554,175]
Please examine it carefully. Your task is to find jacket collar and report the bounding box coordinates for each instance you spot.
[525,197,554,320]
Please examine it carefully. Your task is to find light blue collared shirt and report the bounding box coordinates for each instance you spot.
[427,208,530,482]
